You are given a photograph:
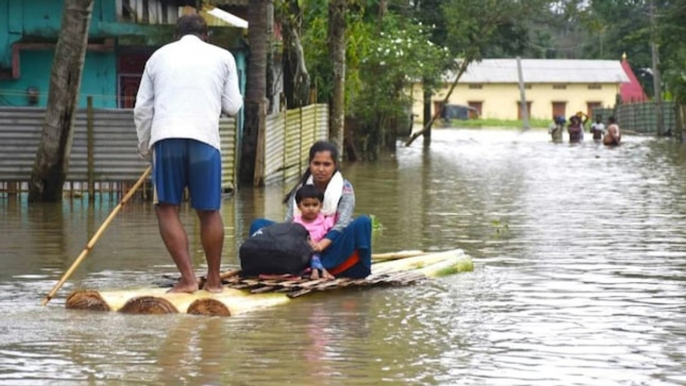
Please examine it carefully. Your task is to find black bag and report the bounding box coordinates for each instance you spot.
[239,222,312,276]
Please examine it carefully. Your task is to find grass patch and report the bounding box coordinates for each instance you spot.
[369,214,384,231]
[442,118,551,129]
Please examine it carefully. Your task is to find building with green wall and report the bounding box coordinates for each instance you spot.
[0,0,247,109]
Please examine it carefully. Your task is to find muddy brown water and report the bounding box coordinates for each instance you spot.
[2,129,686,385]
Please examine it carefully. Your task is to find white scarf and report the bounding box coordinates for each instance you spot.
[293,171,344,217]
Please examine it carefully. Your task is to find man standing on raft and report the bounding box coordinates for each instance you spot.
[134,14,243,293]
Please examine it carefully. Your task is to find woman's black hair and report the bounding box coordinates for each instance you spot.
[283,141,339,203]
[295,184,324,204]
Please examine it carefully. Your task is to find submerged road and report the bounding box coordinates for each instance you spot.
[1,128,685,385]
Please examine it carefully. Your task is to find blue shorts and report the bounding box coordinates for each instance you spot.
[152,138,221,210]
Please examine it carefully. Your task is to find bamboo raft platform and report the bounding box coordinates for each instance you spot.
[65,249,473,317]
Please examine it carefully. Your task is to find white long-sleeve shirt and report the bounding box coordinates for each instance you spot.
[134,35,243,156]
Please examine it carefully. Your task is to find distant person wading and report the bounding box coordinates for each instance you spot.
[603,116,621,146]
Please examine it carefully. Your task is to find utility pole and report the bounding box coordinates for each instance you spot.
[650,0,664,136]
[516,56,530,131]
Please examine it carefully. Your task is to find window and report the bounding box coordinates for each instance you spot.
[588,84,602,90]
[468,84,483,89]
[552,84,567,90]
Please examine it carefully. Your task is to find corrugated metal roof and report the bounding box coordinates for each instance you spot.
[449,59,630,84]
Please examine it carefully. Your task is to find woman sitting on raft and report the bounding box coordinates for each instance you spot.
[249,141,372,280]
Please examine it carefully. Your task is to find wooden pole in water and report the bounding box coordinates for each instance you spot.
[86,96,94,200]
[649,0,664,136]
[41,166,152,306]
[516,56,530,131]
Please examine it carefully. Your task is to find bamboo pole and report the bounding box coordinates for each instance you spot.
[371,250,425,262]
[199,268,241,288]
[86,96,94,200]
[41,166,152,306]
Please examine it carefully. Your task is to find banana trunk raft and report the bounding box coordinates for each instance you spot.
[65,249,473,317]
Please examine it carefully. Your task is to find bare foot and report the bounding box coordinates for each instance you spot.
[202,275,223,293]
[167,279,199,294]
[310,269,320,280]
[321,268,335,280]
[202,283,223,293]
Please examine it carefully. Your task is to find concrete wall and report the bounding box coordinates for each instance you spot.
[0,50,118,108]
[0,0,118,67]
[411,82,621,121]
[0,0,133,108]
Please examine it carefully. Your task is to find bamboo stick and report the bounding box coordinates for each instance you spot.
[419,254,474,277]
[372,249,467,274]
[371,250,425,262]
[41,166,152,306]
[198,268,242,288]
[211,250,423,285]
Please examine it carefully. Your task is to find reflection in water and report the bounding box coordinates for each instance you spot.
[2,129,686,384]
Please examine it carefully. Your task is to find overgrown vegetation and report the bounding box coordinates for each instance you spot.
[445,118,551,130]
[273,0,686,158]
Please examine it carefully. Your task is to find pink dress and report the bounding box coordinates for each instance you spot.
[293,214,335,242]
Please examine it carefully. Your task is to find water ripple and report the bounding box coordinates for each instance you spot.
[3,130,686,384]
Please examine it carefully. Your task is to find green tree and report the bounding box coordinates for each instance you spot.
[351,14,450,156]
[582,1,653,92]
[406,0,548,146]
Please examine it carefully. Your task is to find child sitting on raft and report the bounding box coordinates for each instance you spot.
[293,184,336,280]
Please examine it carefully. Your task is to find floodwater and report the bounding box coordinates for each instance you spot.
[2,128,686,385]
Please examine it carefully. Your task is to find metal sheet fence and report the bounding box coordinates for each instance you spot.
[264,112,286,186]
[0,107,238,192]
[593,102,676,134]
[0,103,325,193]
[261,104,329,185]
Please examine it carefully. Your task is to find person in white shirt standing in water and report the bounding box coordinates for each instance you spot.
[134,14,243,293]
[590,115,606,141]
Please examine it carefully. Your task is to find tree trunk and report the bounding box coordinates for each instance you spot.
[422,83,432,146]
[406,55,474,147]
[676,103,686,143]
[378,0,387,18]
[265,3,277,114]
[282,0,310,109]
[28,0,94,202]
[240,0,271,186]
[328,0,346,158]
